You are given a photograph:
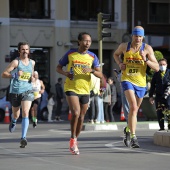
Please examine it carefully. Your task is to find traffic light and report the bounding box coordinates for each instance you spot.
[97,12,111,41]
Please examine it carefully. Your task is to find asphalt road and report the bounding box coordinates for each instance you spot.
[0,121,170,170]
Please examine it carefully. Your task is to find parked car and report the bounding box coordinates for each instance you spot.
[0,87,48,122]
[0,87,12,122]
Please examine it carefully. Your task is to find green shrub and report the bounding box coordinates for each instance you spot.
[146,51,163,83]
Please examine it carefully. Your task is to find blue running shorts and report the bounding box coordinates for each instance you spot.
[121,81,147,98]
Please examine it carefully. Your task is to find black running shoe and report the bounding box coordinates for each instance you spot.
[123,127,130,147]
[20,138,27,148]
[9,121,16,133]
[33,122,37,128]
[130,137,140,148]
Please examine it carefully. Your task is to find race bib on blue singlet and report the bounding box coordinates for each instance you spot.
[18,72,31,81]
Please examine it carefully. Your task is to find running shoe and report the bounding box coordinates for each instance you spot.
[123,127,130,147]
[130,137,140,148]
[69,138,80,155]
[9,121,16,133]
[20,138,27,148]
[33,122,37,128]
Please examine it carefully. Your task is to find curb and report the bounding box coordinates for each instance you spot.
[154,131,170,147]
[83,122,168,131]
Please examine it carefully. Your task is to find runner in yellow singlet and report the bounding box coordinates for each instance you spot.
[114,26,159,148]
[56,32,103,155]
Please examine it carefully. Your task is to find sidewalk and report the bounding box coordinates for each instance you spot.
[83,121,166,131]
[82,110,160,131]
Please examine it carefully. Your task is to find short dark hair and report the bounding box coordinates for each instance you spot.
[77,32,91,46]
[18,42,30,51]
[108,77,114,81]
[158,58,167,64]
[58,77,62,82]
[48,92,54,100]
[108,77,115,84]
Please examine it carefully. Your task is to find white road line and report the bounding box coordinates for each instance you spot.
[48,129,111,134]
[0,130,107,140]
[105,141,170,156]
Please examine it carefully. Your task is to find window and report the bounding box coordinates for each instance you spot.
[10,0,50,19]
[88,49,112,78]
[10,47,50,81]
[71,0,114,21]
[149,1,170,24]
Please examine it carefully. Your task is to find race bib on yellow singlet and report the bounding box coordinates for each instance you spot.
[18,72,31,81]
[126,65,141,76]
[121,50,147,87]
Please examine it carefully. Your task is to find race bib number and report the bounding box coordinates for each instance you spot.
[18,72,31,81]
[128,68,138,73]
[34,91,39,97]
[126,67,140,76]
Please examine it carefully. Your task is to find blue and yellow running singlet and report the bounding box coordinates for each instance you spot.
[59,49,100,94]
[121,42,147,87]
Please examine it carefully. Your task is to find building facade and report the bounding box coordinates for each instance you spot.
[0,0,128,92]
[127,0,170,59]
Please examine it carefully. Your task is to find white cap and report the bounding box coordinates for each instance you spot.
[34,71,38,75]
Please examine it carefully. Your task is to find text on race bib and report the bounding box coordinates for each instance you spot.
[18,72,31,81]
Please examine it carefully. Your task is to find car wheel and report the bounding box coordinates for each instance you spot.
[0,109,5,122]
[40,107,48,120]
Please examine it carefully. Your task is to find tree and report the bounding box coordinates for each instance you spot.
[146,51,163,83]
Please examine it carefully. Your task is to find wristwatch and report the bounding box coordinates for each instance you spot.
[144,58,149,62]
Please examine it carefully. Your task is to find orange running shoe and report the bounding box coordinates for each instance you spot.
[69,138,80,155]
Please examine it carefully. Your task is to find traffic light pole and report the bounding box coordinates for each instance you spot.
[98,12,103,71]
[99,39,103,71]
[97,12,111,71]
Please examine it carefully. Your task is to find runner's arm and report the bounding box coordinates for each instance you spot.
[1,60,18,78]
[140,44,159,72]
